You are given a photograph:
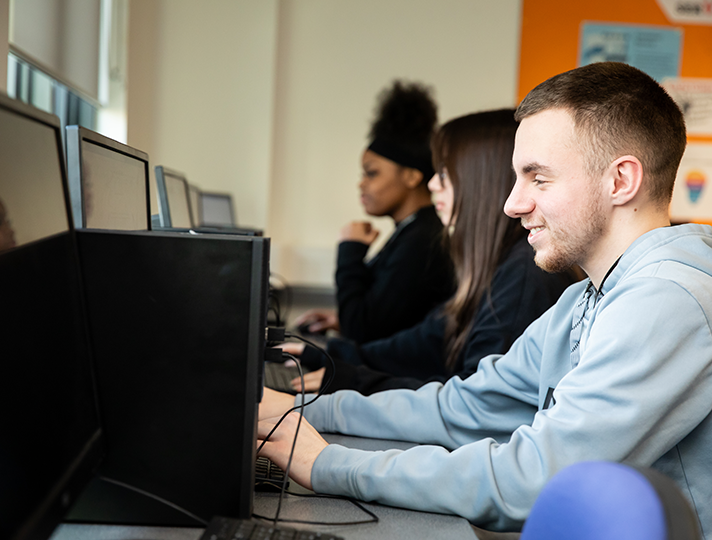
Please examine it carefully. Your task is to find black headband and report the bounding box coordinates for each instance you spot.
[367,138,435,181]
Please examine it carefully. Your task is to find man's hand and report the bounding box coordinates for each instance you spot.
[292,367,326,393]
[259,387,297,421]
[339,221,379,245]
[257,412,328,490]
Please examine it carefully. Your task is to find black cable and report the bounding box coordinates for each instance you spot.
[256,334,341,528]
[257,334,336,456]
[269,272,293,325]
[253,491,380,526]
[267,290,283,326]
[99,475,208,526]
[272,352,305,526]
[285,333,336,394]
[267,301,282,327]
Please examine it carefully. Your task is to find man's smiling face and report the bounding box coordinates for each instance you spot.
[504,108,608,275]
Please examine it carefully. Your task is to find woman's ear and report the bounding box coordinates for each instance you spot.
[402,167,424,189]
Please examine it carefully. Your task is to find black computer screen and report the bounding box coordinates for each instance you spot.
[0,109,68,249]
[200,192,235,227]
[0,95,102,540]
[66,126,150,231]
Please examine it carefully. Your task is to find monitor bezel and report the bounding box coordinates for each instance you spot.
[65,125,152,231]
[0,92,104,540]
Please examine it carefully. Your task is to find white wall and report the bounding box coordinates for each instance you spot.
[126,0,522,286]
[268,0,522,285]
[127,0,278,229]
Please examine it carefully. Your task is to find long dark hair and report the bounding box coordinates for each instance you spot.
[431,109,524,371]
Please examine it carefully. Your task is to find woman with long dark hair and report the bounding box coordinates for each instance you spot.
[289,109,578,394]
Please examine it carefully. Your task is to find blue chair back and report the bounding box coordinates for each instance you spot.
[520,461,701,540]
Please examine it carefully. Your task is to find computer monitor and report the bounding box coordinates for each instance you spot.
[68,230,269,525]
[65,126,151,231]
[0,93,103,540]
[200,191,236,228]
[187,184,201,228]
[154,166,192,229]
[154,168,262,236]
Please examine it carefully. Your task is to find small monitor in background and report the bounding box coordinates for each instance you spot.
[200,191,235,228]
[0,93,103,540]
[188,184,201,228]
[155,166,192,229]
[65,126,151,231]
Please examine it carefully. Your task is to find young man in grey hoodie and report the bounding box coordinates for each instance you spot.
[258,62,712,537]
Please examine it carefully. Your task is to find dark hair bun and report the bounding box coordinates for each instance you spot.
[369,81,438,145]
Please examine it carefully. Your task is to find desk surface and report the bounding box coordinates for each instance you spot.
[51,434,478,540]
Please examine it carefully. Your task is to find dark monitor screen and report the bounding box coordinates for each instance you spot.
[66,126,150,231]
[0,111,67,250]
[155,166,192,229]
[0,94,102,540]
[200,192,235,227]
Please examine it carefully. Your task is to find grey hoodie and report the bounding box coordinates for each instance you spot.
[301,224,712,536]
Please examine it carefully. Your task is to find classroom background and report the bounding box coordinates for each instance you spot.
[2,0,711,292]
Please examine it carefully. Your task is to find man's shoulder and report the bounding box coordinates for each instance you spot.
[605,224,712,290]
[627,224,712,264]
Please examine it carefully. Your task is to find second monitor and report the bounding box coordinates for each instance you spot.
[65,125,151,231]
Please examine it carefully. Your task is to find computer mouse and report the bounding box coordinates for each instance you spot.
[297,322,326,337]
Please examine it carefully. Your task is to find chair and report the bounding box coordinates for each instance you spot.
[520,461,701,540]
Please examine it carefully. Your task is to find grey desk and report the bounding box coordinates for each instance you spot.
[51,433,478,540]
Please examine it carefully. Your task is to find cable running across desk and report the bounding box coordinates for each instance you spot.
[257,333,377,528]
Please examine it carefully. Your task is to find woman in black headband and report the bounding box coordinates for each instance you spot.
[295,81,454,344]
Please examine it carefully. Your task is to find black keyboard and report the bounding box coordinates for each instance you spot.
[264,362,302,394]
[200,516,344,540]
[255,456,288,492]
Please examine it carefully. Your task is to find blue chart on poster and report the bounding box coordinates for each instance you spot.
[579,22,682,82]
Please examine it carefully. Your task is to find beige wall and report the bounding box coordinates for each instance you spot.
[127,0,522,286]
[127,0,278,230]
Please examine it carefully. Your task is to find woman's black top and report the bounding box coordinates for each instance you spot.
[336,204,453,344]
[303,237,578,394]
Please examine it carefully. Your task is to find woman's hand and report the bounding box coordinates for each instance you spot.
[293,309,340,333]
[277,342,306,356]
[339,221,379,245]
[291,367,326,393]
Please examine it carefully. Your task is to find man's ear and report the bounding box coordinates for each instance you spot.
[608,155,644,207]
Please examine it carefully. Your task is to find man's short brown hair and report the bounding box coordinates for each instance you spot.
[516,62,686,206]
